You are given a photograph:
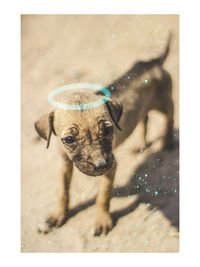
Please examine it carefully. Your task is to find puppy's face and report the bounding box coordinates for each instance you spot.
[59,117,115,176]
[35,92,122,177]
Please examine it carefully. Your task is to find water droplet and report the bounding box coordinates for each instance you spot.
[144,79,148,83]
[154,191,159,196]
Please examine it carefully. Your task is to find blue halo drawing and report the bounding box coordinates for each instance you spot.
[48,83,111,110]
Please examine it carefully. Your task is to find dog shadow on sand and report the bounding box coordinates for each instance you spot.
[66,129,179,231]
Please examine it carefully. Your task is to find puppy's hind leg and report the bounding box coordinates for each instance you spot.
[163,99,174,150]
[136,114,149,153]
[142,113,149,149]
[157,71,175,150]
[157,93,174,150]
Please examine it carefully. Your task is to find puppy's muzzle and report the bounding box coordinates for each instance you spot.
[75,154,115,176]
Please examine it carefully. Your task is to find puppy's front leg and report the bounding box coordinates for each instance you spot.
[94,163,116,236]
[39,158,73,234]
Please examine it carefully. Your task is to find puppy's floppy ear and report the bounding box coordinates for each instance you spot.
[34,111,56,148]
[105,99,123,131]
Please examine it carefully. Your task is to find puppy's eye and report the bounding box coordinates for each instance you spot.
[62,136,76,144]
[104,126,113,136]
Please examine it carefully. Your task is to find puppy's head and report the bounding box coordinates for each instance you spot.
[34,92,122,176]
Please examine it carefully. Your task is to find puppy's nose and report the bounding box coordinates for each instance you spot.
[93,160,108,170]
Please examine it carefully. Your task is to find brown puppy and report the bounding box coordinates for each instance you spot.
[35,35,174,236]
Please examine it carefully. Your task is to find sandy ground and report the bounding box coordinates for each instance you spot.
[21,14,179,252]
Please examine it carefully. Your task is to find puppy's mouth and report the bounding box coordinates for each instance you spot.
[74,154,115,177]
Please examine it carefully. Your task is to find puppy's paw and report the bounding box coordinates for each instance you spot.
[94,212,113,236]
[38,212,66,234]
[37,221,52,234]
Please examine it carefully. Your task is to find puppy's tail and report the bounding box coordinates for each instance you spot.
[153,32,172,65]
[129,32,172,75]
